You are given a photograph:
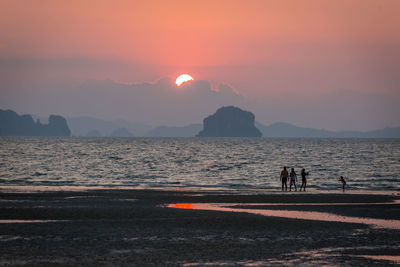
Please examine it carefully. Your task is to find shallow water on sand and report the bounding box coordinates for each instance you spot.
[1,137,399,191]
[169,202,400,229]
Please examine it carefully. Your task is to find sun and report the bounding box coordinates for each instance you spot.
[175,74,194,86]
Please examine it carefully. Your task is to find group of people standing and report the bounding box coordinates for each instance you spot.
[279,167,347,192]
[280,167,308,192]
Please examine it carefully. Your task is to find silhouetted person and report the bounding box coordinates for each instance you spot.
[289,168,297,191]
[338,176,346,192]
[299,168,309,191]
[280,167,288,191]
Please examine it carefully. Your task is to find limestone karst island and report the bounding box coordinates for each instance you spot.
[197,106,262,137]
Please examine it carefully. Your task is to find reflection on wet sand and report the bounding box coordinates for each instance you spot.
[182,244,400,266]
[232,199,400,206]
[182,255,400,266]
[173,203,193,209]
[168,203,400,229]
[353,255,400,263]
[291,246,400,263]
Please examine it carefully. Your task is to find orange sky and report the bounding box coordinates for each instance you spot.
[1,0,400,129]
[1,0,399,65]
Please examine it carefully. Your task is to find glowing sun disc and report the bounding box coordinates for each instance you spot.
[176,74,194,86]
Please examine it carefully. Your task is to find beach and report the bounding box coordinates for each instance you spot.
[2,0,400,265]
[1,188,399,266]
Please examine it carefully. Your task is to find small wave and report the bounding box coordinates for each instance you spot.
[124,174,142,179]
[108,156,123,160]
[32,172,46,176]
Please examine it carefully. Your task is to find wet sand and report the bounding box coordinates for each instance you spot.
[0,188,399,266]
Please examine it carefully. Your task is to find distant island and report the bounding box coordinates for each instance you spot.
[256,122,400,138]
[57,113,399,138]
[197,106,262,137]
[146,124,202,137]
[86,129,102,137]
[111,128,134,137]
[0,109,70,136]
[2,108,400,138]
[66,116,153,137]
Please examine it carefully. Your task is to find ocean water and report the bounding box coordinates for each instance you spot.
[0,137,399,191]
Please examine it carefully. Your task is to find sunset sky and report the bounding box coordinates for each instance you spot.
[1,0,399,130]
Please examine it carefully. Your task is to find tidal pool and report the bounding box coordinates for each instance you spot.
[168,202,400,230]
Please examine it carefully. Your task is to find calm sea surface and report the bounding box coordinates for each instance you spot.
[1,137,399,191]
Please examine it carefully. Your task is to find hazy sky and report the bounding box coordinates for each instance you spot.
[1,0,399,130]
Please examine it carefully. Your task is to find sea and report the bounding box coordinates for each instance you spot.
[1,137,399,192]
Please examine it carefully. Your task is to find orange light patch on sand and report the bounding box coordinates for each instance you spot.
[174,203,193,209]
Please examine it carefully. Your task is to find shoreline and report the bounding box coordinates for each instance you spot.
[1,185,399,196]
[1,188,399,265]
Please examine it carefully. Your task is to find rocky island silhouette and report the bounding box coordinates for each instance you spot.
[197,106,262,137]
[0,109,71,136]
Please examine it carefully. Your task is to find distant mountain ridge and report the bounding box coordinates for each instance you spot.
[256,122,335,138]
[3,109,400,138]
[256,122,400,138]
[111,128,134,137]
[37,116,400,138]
[66,116,153,137]
[0,109,70,136]
[146,124,202,137]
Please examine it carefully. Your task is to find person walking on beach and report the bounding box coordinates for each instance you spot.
[280,167,288,191]
[338,176,346,192]
[299,168,309,191]
[289,168,297,191]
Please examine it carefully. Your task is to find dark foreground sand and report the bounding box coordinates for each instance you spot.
[0,189,399,266]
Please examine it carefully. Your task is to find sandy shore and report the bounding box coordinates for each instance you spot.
[0,188,399,266]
